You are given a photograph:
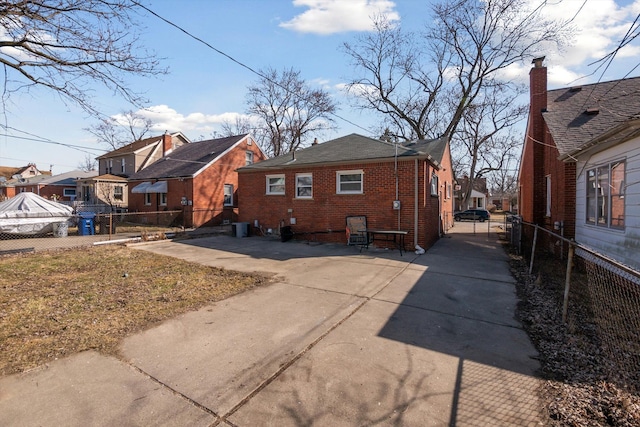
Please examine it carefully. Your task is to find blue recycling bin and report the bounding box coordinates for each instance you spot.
[78,212,96,236]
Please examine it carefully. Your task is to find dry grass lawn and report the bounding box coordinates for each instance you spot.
[0,245,270,377]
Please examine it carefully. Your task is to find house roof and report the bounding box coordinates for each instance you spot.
[27,170,98,186]
[96,135,164,159]
[128,134,250,180]
[77,173,128,182]
[543,76,640,159]
[239,134,447,171]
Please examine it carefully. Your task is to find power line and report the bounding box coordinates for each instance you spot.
[131,1,372,135]
[0,128,105,156]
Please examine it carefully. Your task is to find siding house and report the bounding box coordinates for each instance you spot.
[128,134,266,228]
[237,133,454,251]
[75,174,129,208]
[0,164,50,200]
[519,57,640,270]
[96,132,191,177]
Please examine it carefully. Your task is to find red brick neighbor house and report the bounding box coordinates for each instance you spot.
[237,133,454,251]
[128,134,266,228]
[4,170,97,202]
[519,57,640,270]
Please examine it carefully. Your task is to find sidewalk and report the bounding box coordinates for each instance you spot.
[0,221,543,426]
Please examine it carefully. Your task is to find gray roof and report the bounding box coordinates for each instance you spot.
[543,76,640,158]
[239,133,447,171]
[129,134,248,180]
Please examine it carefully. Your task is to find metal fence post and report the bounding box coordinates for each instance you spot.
[529,225,538,275]
[562,243,575,323]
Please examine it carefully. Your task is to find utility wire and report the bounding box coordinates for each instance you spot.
[132,1,371,135]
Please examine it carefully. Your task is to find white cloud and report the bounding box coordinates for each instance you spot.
[280,0,400,35]
[535,0,640,84]
[119,105,249,135]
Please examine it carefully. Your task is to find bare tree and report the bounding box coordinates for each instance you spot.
[343,0,570,203]
[77,154,97,172]
[246,67,337,157]
[85,110,153,150]
[0,0,165,116]
[453,83,527,208]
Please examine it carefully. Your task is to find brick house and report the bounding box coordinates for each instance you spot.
[0,164,50,200]
[128,134,266,228]
[8,170,97,202]
[237,133,454,251]
[519,57,640,270]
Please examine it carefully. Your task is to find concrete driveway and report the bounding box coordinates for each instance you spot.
[0,222,543,426]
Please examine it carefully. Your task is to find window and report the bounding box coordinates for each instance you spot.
[63,188,76,197]
[159,193,167,206]
[246,151,254,165]
[296,173,313,198]
[121,158,126,173]
[107,159,113,174]
[586,160,625,229]
[430,173,438,196]
[336,170,363,194]
[113,186,123,201]
[266,174,285,195]
[446,182,452,199]
[546,175,551,217]
[144,193,151,206]
[224,184,233,206]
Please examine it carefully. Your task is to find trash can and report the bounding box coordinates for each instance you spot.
[232,222,249,238]
[53,221,68,238]
[78,212,96,236]
[281,225,293,242]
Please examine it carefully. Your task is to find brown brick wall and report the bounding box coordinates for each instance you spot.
[238,159,442,250]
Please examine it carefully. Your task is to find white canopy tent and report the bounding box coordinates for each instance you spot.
[0,192,74,235]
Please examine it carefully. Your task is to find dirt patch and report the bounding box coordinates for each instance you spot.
[508,249,640,426]
[0,245,270,376]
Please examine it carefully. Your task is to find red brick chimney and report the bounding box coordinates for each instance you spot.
[162,131,172,156]
[529,56,547,140]
[529,56,547,224]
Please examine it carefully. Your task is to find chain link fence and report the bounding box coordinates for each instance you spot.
[509,219,640,392]
[0,210,192,254]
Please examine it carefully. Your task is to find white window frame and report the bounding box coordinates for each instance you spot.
[296,173,313,199]
[113,185,123,201]
[246,151,254,165]
[159,193,167,206]
[545,175,551,217]
[121,158,126,173]
[266,174,285,195]
[430,173,438,196]
[144,193,152,206]
[223,184,234,206]
[586,160,625,230]
[336,170,364,194]
[63,188,76,197]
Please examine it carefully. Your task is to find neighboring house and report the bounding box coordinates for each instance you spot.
[0,164,50,199]
[237,133,454,251]
[7,170,97,202]
[454,176,489,211]
[128,134,266,228]
[75,174,129,208]
[96,132,191,177]
[519,56,640,270]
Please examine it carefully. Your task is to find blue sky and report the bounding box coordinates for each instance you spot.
[2,0,640,173]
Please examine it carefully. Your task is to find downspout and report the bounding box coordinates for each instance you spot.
[414,159,419,247]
